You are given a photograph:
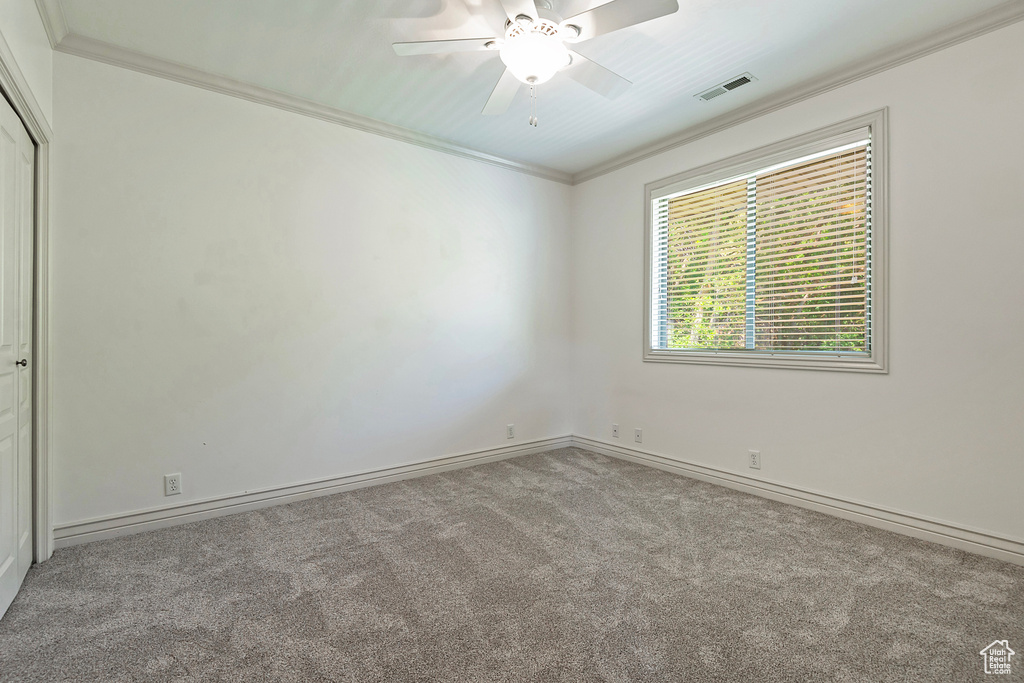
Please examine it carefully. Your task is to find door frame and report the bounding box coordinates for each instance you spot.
[0,34,53,562]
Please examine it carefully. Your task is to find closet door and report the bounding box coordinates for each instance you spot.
[0,94,34,619]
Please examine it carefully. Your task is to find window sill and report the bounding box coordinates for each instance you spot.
[643,349,887,373]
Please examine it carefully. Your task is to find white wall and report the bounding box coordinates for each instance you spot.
[0,0,53,127]
[51,53,571,525]
[49,18,1024,544]
[570,21,1024,541]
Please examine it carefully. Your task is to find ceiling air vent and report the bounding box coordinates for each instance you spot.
[696,72,757,102]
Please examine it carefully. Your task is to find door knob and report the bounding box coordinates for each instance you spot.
[15,359,26,367]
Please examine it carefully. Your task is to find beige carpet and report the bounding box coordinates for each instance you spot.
[0,447,1021,682]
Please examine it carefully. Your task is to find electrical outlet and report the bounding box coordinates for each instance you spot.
[749,450,761,470]
[506,424,515,439]
[634,428,643,444]
[164,473,182,496]
[612,424,619,438]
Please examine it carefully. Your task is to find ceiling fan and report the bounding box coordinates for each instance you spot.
[393,0,680,125]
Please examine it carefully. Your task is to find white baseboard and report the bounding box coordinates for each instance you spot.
[53,435,573,548]
[571,435,1024,567]
[53,434,1024,567]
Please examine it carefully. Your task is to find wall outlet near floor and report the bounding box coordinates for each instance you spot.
[749,450,761,470]
[612,424,619,438]
[634,428,643,444]
[164,473,182,496]
[506,424,515,439]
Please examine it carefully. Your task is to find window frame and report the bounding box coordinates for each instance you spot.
[643,109,888,373]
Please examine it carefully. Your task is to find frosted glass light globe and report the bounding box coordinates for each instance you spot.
[499,31,571,85]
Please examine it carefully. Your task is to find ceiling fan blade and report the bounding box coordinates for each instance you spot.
[482,68,522,115]
[563,0,679,42]
[393,38,498,56]
[565,51,632,99]
[497,0,539,22]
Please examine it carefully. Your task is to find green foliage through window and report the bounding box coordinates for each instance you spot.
[653,141,871,354]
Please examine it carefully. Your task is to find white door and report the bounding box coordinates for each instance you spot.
[0,94,34,619]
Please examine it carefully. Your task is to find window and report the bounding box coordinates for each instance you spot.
[644,111,887,372]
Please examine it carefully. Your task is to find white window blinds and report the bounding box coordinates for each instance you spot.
[652,139,872,356]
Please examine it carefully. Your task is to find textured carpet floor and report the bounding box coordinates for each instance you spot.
[0,448,1021,682]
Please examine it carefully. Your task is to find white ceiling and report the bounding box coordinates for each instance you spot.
[52,0,1019,177]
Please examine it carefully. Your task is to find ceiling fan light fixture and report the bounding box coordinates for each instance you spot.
[393,0,680,118]
[499,27,571,85]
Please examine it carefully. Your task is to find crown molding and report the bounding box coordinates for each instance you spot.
[33,0,68,49]
[50,32,574,185]
[33,0,1024,186]
[570,0,1024,184]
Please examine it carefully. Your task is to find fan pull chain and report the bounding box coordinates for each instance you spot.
[529,84,538,127]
